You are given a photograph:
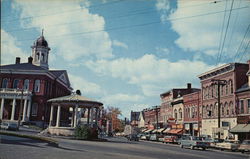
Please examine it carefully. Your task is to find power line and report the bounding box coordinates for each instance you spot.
[1,0,125,23]
[216,0,235,65]
[1,0,224,24]
[1,5,249,43]
[233,24,250,61]
[238,40,250,62]
[216,0,228,65]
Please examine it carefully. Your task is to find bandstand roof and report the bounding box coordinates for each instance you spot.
[47,94,103,108]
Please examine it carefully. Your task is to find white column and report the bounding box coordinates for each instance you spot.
[56,105,61,127]
[74,105,78,128]
[22,99,27,122]
[0,98,4,120]
[11,98,16,120]
[90,108,94,126]
[49,105,54,127]
[27,100,31,120]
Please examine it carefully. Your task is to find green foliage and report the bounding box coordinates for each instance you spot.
[75,125,98,140]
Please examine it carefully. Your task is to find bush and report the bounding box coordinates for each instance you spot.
[75,126,98,140]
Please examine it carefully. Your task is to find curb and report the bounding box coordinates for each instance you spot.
[0,130,59,147]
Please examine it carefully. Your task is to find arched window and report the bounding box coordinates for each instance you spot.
[225,102,229,116]
[42,53,45,62]
[188,107,190,118]
[34,80,40,92]
[174,109,177,119]
[210,104,213,117]
[229,101,234,115]
[225,83,228,95]
[23,79,29,90]
[211,86,214,98]
[2,78,8,88]
[206,105,209,118]
[13,79,19,88]
[229,79,233,94]
[221,103,224,116]
[179,108,182,119]
[214,103,218,117]
[36,52,40,60]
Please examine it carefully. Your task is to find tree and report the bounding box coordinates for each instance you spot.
[103,106,124,132]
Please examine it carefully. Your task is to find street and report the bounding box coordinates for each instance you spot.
[0,135,249,159]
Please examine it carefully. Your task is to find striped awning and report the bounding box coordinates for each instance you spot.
[145,129,154,133]
[163,128,171,133]
[157,128,165,133]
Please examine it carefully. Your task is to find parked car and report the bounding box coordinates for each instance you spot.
[202,138,224,148]
[163,136,178,144]
[238,140,250,153]
[180,136,210,150]
[0,122,19,131]
[216,140,240,151]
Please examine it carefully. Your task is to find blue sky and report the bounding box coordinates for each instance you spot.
[1,0,250,118]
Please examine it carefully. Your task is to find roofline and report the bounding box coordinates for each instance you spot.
[197,63,231,78]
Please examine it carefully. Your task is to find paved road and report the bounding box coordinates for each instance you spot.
[0,135,249,159]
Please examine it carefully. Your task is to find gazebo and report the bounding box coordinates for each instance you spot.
[47,93,103,136]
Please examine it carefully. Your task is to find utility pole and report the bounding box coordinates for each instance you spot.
[17,89,24,129]
[211,79,226,139]
[155,106,159,130]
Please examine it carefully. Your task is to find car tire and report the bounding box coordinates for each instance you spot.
[180,144,183,148]
[202,148,206,151]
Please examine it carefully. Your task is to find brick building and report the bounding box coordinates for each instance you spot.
[143,106,160,129]
[198,62,249,139]
[159,83,200,127]
[0,35,72,127]
[183,90,201,136]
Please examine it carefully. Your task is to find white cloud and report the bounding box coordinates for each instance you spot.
[68,73,104,96]
[1,29,28,65]
[156,47,170,55]
[85,54,214,96]
[166,0,250,59]
[112,40,128,49]
[156,0,172,22]
[101,93,144,106]
[12,0,113,61]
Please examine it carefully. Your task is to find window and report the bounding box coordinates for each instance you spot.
[221,103,224,116]
[23,79,29,90]
[230,102,234,115]
[42,53,44,61]
[31,103,38,116]
[229,80,233,94]
[13,79,19,88]
[179,108,182,119]
[36,52,40,60]
[248,99,250,114]
[2,78,8,88]
[240,100,244,114]
[225,84,228,95]
[174,109,177,119]
[34,80,40,92]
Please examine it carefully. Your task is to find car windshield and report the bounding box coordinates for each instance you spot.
[193,137,202,141]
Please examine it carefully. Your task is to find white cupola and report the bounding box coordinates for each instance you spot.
[31,30,51,69]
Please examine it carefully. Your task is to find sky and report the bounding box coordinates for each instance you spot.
[1,0,250,119]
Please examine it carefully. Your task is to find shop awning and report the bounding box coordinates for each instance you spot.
[166,129,183,134]
[157,128,165,133]
[141,128,147,132]
[152,129,158,133]
[163,128,171,133]
[144,129,153,133]
[230,124,250,133]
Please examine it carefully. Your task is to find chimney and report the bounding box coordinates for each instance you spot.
[187,83,192,90]
[15,57,20,64]
[28,56,33,64]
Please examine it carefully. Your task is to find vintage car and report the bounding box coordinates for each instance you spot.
[0,122,19,131]
[180,136,210,150]
[238,140,250,153]
[126,134,139,141]
[216,140,240,151]
[163,136,178,144]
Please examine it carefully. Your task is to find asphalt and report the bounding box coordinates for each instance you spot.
[0,135,249,159]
